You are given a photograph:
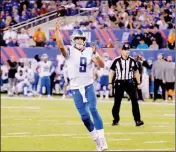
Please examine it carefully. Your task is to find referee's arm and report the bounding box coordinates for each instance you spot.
[108,60,116,89]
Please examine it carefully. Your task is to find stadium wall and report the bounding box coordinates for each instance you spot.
[49,29,170,46]
[1,47,175,64]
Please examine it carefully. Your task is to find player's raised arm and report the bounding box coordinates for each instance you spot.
[91,45,104,68]
[55,19,68,58]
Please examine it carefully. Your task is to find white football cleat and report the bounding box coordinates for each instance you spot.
[99,138,108,151]
[47,95,53,99]
[62,94,66,100]
[94,137,102,151]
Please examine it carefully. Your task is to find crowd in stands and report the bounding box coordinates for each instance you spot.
[0,0,175,50]
[1,25,175,50]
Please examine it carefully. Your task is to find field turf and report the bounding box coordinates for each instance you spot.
[1,95,175,151]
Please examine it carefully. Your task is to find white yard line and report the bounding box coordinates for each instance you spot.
[1,96,175,106]
[7,132,31,135]
[144,140,166,144]
[2,132,174,138]
[164,114,175,117]
[1,106,41,110]
[108,139,131,141]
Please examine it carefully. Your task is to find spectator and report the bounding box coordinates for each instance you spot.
[48,0,57,12]
[17,28,30,48]
[3,26,17,44]
[168,29,175,49]
[94,38,103,48]
[13,9,20,23]
[33,27,46,47]
[73,21,80,29]
[33,3,40,15]
[0,20,6,29]
[30,8,38,18]
[130,29,143,48]
[5,16,17,27]
[137,39,149,49]
[39,3,48,15]
[7,56,18,96]
[0,32,6,46]
[157,17,168,30]
[19,11,29,22]
[143,28,154,47]
[7,37,16,47]
[152,26,163,49]
[149,40,159,50]
[106,39,114,48]
[86,0,97,8]
[0,11,6,21]
[45,37,56,48]
[21,4,30,18]
[87,21,96,29]
[114,39,122,48]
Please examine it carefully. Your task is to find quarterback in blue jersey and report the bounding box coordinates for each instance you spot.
[55,21,108,151]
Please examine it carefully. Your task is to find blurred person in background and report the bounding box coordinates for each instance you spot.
[7,56,18,96]
[39,3,48,15]
[163,56,175,103]
[132,52,152,102]
[151,26,163,49]
[137,39,149,49]
[0,63,9,92]
[106,39,114,48]
[167,29,175,50]
[6,37,17,46]
[17,28,30,48]
[45,37,56,48]
[152,53,166,102]
[130,28,143,49]
[149,39,159,50]
[33,27,46,47]
[37,54,53,98]
[30,8,38,18]
[114,39,122,49]
[0,32,6,46]
[48,0,57,12]
[19,10,29,22]
[3,26,17,45]
[99,53,112,100]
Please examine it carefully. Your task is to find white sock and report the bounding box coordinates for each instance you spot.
[100,91,104,98]
[105,90,109,99]
[97,129,105,138]
[90,128,98,140]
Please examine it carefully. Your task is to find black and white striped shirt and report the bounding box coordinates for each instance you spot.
[110,56,138,80]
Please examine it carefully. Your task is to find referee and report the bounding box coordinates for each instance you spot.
[108,43,144,127]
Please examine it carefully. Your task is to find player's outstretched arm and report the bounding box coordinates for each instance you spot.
[55,19,68,58]
[92,46,104,68]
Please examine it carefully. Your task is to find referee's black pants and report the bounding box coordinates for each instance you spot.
[112,80,141,123]
[154,78,166,101]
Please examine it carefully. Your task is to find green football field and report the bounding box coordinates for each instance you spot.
[1,95,175,151]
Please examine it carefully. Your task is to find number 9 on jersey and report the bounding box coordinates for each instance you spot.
[79,57,87,72]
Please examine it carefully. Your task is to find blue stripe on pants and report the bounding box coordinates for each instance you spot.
[39,76,51,95]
